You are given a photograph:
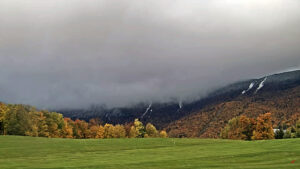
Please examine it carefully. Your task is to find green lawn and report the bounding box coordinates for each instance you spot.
[0,136,299,169]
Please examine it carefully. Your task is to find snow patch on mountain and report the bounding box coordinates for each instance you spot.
[179,100,183,109]
[242,82,255,94]
[141,103,152,118]
[255,77,267,93]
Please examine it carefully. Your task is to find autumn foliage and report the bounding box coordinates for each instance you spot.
[166,86,300,138]
[221,113,274,140]
[0,102,167,139]
[252,113,274,140]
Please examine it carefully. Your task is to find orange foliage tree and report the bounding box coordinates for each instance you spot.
[252,113,274,140]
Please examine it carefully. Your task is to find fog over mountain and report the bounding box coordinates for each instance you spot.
[0,0,300,109]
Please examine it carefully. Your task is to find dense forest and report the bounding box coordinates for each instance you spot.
[0,102,167,139]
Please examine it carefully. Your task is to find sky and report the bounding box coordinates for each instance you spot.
[0,0,300,109]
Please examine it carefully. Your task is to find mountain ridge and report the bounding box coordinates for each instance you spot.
[57,70,300,134]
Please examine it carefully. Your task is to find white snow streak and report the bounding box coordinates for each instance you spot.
[179,100,183,109]
[255,77,267,93]
[242,82,255,94]
[141,103,152,118]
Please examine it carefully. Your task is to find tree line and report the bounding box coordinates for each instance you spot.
[220,113,300,140]
[0,103,167,139]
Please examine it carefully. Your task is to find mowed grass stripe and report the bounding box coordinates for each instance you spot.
[0,136,299,169]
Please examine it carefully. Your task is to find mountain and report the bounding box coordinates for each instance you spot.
[58,70,300,135]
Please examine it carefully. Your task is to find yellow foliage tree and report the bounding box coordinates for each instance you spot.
[129,126,137,138]
[159,130,168,138]
[96,125,105,139]
[113,124,126,138]
[134,119,145,138]
[146,123,158,137]
[0,103,9,134]
[103,124,115,138]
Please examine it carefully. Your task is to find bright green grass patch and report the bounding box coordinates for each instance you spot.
[0,136,299,169]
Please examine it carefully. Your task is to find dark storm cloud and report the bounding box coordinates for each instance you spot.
[0,0,300,109]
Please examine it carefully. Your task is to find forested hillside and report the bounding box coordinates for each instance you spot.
[166,86,300,138]
[58,70,300,136]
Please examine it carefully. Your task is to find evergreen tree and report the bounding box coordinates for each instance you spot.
[274,125,284,139]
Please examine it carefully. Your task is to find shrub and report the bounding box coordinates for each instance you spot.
[159,131,168,138]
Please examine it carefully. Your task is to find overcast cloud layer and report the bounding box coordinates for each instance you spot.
[0,0,300,109]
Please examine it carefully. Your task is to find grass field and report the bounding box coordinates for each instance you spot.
[0,136,299,169]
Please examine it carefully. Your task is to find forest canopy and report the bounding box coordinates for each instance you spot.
[0,102,167,139]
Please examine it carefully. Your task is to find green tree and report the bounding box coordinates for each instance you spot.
[220,116,240,139]
[45,112,65,138]
[274,125,284,139]
[5,105,32,136]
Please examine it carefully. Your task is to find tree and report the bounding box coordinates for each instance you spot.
[252,113,274,140]
[296,120,300,138]
[159,131,168,138]
[103,124,115,138]
[73,119,89,139]
[89,125,99,138]
[88,119,102,138]
[5,105,32,136]
[96,125,105,139]
[0,103,9,134]
[238,115,256,140]
[283,129,292,139]
[145,123,158,137]
[124,122,133,137]
[220,116,241,139]
[61,118,73,138]
[89,118,102,127]
[129,126,137,138]
[24,112,39,137]
[25,111,48,137]
[274,125,284,139]
[133,119,145,138]
[37,112,49,137]
[113,124,126,138]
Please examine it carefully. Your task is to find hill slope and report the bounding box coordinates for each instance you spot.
[166,85,300,138]
[59,70,300,133]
